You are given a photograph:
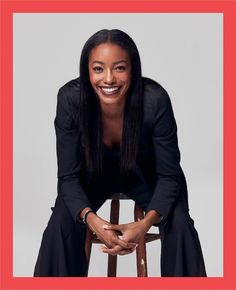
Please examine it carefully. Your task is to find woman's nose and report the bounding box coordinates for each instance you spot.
[104,69,115,84]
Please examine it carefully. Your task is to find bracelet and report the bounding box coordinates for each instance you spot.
[82,209,94,224]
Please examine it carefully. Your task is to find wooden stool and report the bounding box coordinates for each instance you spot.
[85,193,161,277]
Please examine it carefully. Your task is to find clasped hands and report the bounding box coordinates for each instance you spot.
[86,212,158,256]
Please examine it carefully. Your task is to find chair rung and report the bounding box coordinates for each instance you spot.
[145,233,161,243]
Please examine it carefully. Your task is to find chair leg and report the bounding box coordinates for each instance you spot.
[85,227,93,276]
[107,199,120,277]
[134,204,148,277]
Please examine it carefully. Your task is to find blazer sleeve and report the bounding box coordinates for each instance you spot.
[54,87,93,223]
[145,88,181,219]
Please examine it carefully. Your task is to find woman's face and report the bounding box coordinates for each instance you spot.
[88,43,132,107]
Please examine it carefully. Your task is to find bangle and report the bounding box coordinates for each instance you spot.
[82,209,94,224]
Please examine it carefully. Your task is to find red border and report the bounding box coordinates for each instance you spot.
[1,0,236,289]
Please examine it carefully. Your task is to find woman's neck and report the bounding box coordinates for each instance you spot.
[100,101,125,120]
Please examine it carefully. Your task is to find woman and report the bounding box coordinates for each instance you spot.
[34,29,207,277]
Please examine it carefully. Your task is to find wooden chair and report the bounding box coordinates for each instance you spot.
[85,193,161,277]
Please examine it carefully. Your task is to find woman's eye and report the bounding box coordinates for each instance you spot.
[114,66,126,72]
[93,66,103,73]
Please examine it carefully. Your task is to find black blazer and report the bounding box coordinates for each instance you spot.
[54,77,187,223]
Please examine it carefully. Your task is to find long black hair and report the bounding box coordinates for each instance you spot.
[79,29,143,176]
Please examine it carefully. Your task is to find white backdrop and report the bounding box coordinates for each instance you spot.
[13,13,223,277]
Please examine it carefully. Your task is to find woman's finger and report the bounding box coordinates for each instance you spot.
[103,224,123,231]
[101,245,122,255]
[118,249,134,256]
[113,236,137,249]
[101,246,134,256]
[101,242,137,254]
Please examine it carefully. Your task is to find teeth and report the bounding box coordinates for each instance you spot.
[101,87,119,93]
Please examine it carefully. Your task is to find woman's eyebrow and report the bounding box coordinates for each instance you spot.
[91,60,128,65]
[113,60,128,65]
[91,61,104,65]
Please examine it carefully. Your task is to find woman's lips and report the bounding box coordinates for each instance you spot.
[98,86,121,96]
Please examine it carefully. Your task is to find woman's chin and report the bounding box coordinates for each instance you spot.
[98,94,125,106]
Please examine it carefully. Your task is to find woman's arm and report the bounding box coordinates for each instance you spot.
[145,88,181,219]
[55,85,93,222]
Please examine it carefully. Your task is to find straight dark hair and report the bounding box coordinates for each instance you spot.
[79,29,143,176]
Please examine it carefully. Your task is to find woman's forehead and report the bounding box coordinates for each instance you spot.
[89,43,130,63]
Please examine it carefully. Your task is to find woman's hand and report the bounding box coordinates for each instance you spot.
[101,210,162,255]
[100,219,150,255]
[86,213,137,255]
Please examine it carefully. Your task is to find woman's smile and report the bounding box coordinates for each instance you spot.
[98,86,121,95]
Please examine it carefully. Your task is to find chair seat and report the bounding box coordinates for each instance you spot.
[109,192,130,200]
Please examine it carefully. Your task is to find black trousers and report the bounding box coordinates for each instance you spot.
[33,184,207,277]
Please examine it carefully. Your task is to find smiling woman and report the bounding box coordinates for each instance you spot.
[33,29,207,277]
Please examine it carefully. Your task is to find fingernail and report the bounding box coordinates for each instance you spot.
[102,225,109,229]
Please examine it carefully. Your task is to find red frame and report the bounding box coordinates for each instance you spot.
[1,0,235,289]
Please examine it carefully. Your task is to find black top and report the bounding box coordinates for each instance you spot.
[54,77,187,223]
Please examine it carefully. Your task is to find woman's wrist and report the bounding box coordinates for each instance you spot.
[86,211,99,226]
[143,210,162,228]
[82,209,95,224]
[78,207,96,224]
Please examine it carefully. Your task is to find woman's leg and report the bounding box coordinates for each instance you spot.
[158,194,207,277]
[34,195,88,276]
[33,187,111,277]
